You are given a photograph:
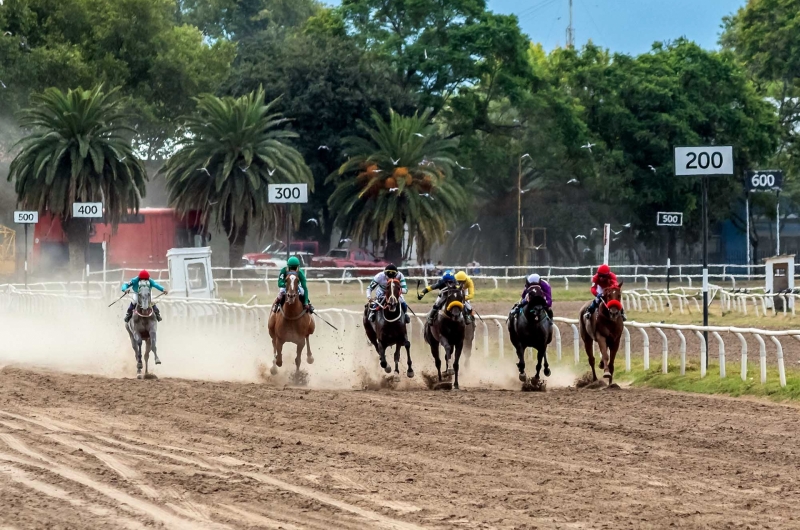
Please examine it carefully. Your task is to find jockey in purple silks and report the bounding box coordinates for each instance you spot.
[509,273,553,320]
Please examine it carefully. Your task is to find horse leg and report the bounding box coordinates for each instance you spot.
[270,338,282,375]
[150,329,160,365]
[144,339,151,376]
[404,339,414,378]
[515,345,527,382]
[306,336,314,365]
[295,341,303,372]
[583,338,597,381]
[597,337,611,380]
[607,340,619,385]
[429,342,442,382]
[442,339,454,377]
[453,343,463,390]
[378,343,390,373]
[541,344,551,377]
[392,344,401,382]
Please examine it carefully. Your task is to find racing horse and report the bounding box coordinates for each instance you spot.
[424,287,467,389]
[508,284,553,383]
[364,278,413,381]
[579,282,624,385]
[268,271,315,375]
[125,281,160,379]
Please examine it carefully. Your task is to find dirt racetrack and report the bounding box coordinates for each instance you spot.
[1,368,800,529]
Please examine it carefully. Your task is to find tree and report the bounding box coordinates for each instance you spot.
[8,85,147,273]
[177,0,321,39]
[221,26,416,250]
[163,88,313,267]
[328,109,467,262]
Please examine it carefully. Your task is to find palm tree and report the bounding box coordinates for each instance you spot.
[162,88,313,267]
[328,109,467,262]
[8,86,147,274]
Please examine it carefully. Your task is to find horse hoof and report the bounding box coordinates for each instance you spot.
[519,372,527,382]
[445,368,454,377]
[544,367,551,377]
[393,373,400,383]
[137,363,143,370]
[307,356,314,365]
[599,360,605,369]
[603,371,611,379]
[276,358,283,368]
[155,359,162,365]
[407,370,415,379]
[137,373,143,380]
[270,365,278,376]
[384,365,392,374]
[380,360,388,369]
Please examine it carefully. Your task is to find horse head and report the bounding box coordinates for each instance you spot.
[602,282,623,320]
[385,278,401,311]
[138,281,152,313]
[442,287,465,322]
[525,285,547,320]
[285,271,300,304]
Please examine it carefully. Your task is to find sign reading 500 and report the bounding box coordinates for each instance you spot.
[674,146,734,176]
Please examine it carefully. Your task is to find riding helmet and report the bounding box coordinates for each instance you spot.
[527,273,540,284]
[138,270,150,280]
[597,264,610,275]
[442,270,455,282]
[455,271,468,282]
[287,256,301,269]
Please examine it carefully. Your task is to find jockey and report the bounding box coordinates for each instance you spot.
[122,270,167,323]
[366,264,410,323]
[584,264,625,320]
[454,271,475,325]
[418,270,459,325]
[509,273,552,320]
[275,256,313,313]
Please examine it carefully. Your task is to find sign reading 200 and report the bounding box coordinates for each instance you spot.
[674,146,734,176]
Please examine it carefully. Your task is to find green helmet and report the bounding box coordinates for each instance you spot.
[287,256,301,269]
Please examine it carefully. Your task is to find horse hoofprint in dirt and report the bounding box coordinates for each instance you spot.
[364,277,413,381]
[268,271,315,376]
[579,282,624,386]
[125,281,160,379]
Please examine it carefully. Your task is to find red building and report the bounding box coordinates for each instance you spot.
[33,208,205,272]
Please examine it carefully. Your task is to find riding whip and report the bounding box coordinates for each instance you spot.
[108,290,130,308]
[314,313,339,331]
[473,309,485,322]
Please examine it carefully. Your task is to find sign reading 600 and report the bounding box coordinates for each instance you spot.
[745,170,783,192]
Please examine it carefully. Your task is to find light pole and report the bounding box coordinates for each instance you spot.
[517,154,531,267]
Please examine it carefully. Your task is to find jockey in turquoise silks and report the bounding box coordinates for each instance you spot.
[122,270,167,322]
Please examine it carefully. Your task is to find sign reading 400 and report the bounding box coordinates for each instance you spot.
[72,202,103,218]
[674,146,734,176]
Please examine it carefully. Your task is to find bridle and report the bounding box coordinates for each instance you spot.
[374,278,402,322]
[599,288,623,320]
[135,284,154,318]
[439,287,465,321]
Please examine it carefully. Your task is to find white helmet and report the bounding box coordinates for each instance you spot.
[527,273,541,284]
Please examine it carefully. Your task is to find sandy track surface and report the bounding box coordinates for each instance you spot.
[1,368,800,529]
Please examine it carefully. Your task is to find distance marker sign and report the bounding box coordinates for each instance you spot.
[72,202,103,218]
[745,170,783,192]
[657,212,683,227]
[14,211,38,224]
[674,146,734,176]
[268,183,308,203]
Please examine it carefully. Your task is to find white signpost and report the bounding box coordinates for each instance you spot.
[72,202,103,218]
[14,211,39,287]
[674,145,734,363]
[745,170,784,259]
[268,184,309,258]
[657,212,683,227]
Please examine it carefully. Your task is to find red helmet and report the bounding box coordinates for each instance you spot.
[138,270,150,280]
[597,264,611,275]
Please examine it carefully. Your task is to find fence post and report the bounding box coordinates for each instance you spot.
[676,329,686,375]
[693,330,706,377]
[640,327,650,370]
[654,327,668,374]
[553,324,562,361]
[571,324,580,365]
[495,320,504,359]
[623,327,631,372]
[770,336,787,388]
[753,334,767,384]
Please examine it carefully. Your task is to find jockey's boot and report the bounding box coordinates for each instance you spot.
[426,308,437,326]
[621,308,627,322]
[402,302,410,324]
[124,303,134,323]
[465,311,474,325]
[306,303,315,314]
[368,309,376,322]
[153,305,162,322]
[584,298,598,320]
[272,292,286,313]
[508,303,518,321]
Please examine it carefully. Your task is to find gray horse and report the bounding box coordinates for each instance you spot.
[125,281,160,379]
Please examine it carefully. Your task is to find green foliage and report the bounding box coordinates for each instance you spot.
[7,85,146,271]
[162,87,312,266]
[328,109,467,260]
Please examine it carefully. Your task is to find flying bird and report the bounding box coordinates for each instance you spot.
[388,188,399,193]
[583,248,593,253]
[198,167,211,176]
[3,32,12,36]
[581,143,596,153]
[648,165,657,173]
[419,193,434,200]
[575,234,587,239]
[0,80,6,89]
[268,168,276,176]
[372,168,383,173]
[519,188,529,194]
[413,133,425,138]
[612,229,623,235]
[318,145,331,151]
[567,178,580,184]
[305,218,319,226]
[623,223,632,228]
[470,223,481,231]
[445,230,452,235]
[521,153,531,159]
[239,165,250,173]
[590,227,599,233]
[456,162,470,170]
[339,238,352,243]
[391,157,400,166]
[424,49,428,60]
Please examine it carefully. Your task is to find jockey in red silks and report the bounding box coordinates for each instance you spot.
[584,264,625,320]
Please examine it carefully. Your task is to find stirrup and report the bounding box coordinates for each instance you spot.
[124,313,132,323]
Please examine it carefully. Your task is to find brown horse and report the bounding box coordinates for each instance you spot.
[364,278,413,381]
[268,271,315,376]
[579,282,624,385]
[424,288,466,389]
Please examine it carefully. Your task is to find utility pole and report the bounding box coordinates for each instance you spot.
[566,0,575,49]
[516,156,522,266]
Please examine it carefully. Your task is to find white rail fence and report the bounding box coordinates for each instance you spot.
[1,287,796,388]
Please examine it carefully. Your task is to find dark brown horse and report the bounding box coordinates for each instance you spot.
[268,271,315,376]
[424,288,466,389]
[579,282,624,385]
[364,278,413,381]
[508,284,553,383]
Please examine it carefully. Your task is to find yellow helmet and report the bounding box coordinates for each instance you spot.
[455,271,468,282]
